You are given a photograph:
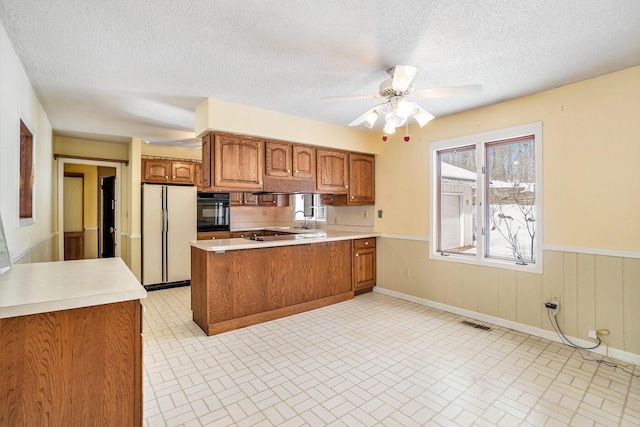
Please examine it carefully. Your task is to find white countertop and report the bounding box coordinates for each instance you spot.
[191,228,380,252]
[0,257,147,319]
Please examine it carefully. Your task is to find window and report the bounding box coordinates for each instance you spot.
[292,194,326,224]
[430,122,542,273]
[19,119,34,222]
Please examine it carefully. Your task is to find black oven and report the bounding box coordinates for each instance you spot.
[197,192,230,232]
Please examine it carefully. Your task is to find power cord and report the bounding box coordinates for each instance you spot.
[545,306,640,377]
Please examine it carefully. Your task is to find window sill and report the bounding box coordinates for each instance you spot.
[429,250,543,274]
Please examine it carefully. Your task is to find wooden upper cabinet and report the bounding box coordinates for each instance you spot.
[265,140,293,178]
[213,133,264,190]
[316,149,349,194]
[201,133,212,188]
[171,162,195,184]
[143,159,171,182]
[292,145,315,180]
[142,159,199,185]
[229,192,243,206]
[348,153,375,205]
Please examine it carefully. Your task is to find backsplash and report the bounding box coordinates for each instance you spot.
[230,197,375,231]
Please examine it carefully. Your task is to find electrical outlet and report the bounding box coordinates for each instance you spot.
[378,210,383,218]
[544,300,560,315]
[403,267,410,277]
[588,329,597,339]
[363,210,368,218]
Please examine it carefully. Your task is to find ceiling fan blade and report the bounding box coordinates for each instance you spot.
[391,65,419,92]
[347,104,384,127]
[322,94,382,101]
[414,84,483,98]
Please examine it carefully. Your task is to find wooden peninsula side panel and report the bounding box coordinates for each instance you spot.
[0,300,142,426]
[191,240,353,335]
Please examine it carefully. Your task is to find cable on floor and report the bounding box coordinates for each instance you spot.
[545,307,640,378]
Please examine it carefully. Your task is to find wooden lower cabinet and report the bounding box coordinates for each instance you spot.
[0,300,142,426]
[353,238,376,292]
[191,241,353,335]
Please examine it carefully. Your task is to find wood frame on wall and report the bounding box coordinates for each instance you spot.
[19,119,34,222]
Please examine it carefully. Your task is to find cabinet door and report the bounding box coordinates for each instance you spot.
[292,145,315,180]
[243,192,258,206]
[194,163,203,189]
[353,243,376,290]
[214,134,264,190]
[258,194,278,205]
[171,162,195,184]
[201,134,212,188]
[143,159,170,182]
[229,192,243,206]
[316,149,348,193]
[265,141,293,178]
[348,153,375,205]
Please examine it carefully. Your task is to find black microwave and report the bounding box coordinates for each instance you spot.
[197,192,230,232]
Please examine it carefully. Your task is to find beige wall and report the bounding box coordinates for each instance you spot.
[142,143,202,161]
[375,66,640,358]
[376,66,640,251]
[196,98,381,154]
[0,22,56,263]
[54,136,129,161]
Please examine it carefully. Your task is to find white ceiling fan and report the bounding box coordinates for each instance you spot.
[324,65,482,135]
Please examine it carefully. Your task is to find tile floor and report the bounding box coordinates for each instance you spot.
[142,286,639,426]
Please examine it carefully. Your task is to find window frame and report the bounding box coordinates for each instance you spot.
[429,122,543,274]
[292,194,327,224]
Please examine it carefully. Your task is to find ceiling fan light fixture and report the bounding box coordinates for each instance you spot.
[363,110,379,129]
[383,120,396,134]
[396,99,414,118]
[413,108,435,127]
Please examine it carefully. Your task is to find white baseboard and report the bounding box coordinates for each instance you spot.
[373,286,640,367]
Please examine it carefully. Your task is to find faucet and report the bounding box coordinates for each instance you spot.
[294,210,308,228]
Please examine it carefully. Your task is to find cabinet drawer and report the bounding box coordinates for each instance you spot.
[353,238,376,249]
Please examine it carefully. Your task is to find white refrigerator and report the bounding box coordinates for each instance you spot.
[142,184,196,289]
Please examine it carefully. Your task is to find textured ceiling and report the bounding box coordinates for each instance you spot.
[1,1,640,147]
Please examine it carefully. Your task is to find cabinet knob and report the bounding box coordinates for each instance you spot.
[165,176,169,179]
[295,169,299,173]
[351,196,354,199]
[211,237,216,240]
[365,242,368,245]
[355,254,359,257]
[345,185,349,188]
[173,176,176,179]
[287,169,291,173]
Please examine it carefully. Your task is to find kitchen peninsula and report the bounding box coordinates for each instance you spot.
[0,258,147,426]
[190,229,378,335]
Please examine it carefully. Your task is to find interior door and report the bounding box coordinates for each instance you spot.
[101,176,116,258]
[63,173,84,260]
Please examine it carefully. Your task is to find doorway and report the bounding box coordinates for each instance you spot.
[100,174,116,258]
[57,158,122,261]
